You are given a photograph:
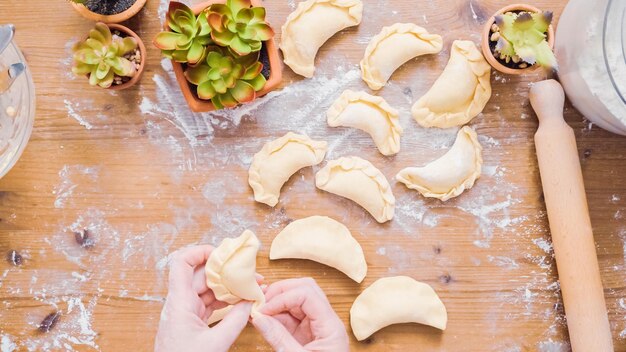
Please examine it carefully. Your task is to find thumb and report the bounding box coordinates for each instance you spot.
[252,314,305,352]
[211,301,252,346]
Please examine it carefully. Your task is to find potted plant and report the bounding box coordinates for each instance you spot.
[153,0,282,112]
[481,4,556,75]
[72,22,146,90]
[68,0,147,23]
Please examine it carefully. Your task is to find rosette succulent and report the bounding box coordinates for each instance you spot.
[72,23,138,88]
[184,46,266,109]
[205,0,274,55]
[154,2,212,64]
[492,11,556,69]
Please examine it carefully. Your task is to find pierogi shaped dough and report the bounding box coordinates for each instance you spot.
[360,23,443,90]
[327,90,402,156]
[270,216,367,282]
[396,126,482,201]
[411,40,491,128]
[249,132,327,207]
[280,0,363,77]
[315,156,394,223]
[350,276,447,341]
[205,230,265,312]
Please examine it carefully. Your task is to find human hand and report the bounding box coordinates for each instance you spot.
[251,278,349,352]
[154,245,253,352]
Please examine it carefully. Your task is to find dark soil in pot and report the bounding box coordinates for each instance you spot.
[259,42,270,80]
[84,0,136,15]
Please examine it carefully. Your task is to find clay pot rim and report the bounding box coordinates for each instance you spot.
[82,23,146,90]
[481,3,555,75]
[165,0,283,113]
[71,0,147,23]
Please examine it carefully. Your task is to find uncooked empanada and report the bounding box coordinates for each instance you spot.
[249,132,327,207]
[411,40,491,128]
[396,126,482,201]
[360,23,443,90]
[315,156,394,223]
[281,0,363,77]
[270,216,367,282]
[350,276,447,341]
[327,90,402,156]
[205,230,265,311]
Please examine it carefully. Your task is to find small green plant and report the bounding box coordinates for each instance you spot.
[184,46,266,109]
[153,2,212,65]
[492,11,556,69]
[67,0,86,3]
[205,0,274,56]
[72,23,137,88]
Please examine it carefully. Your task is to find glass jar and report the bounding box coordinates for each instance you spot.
[555,0,626,135]
[0,25,35,178]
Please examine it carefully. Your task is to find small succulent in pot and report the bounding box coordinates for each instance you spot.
[153,2,212,65]
[184,46,266,109]
[72,23,139,88]
[205,0,274,55]
[490,10,556,70]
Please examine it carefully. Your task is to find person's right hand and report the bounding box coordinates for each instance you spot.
[251,278,349,352]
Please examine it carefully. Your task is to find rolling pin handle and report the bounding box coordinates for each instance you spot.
[529,79,566,123]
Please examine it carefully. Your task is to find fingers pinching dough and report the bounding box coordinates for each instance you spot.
[270,216,367,282]
[350,276,447,341]
[360,23,443,90]
[396,126,482,201]
[411,40,491,128]
[280,0,363,77]
[205,230,265,311]
[315,156,394,223]
[327,90,402,156]
[249,132,327,207]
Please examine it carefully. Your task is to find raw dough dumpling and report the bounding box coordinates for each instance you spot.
[249,132,327,207]
[350,276,447,341]
[270,216,367,282]
[396,126,482,201]
[411,40,491,128]
[205,230,265,312]
[315,156,394,223]
[281,0,363,77]
[327,90,402,156]
[360,23,443,90]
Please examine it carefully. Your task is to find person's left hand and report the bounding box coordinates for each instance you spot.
[154,245,253,352]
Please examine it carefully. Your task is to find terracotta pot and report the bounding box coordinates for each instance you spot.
[71,0,147,23]
[81,23,146,90]
[167,0,283,113]
[481,3,555,75]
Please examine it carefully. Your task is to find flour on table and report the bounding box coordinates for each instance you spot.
[64,100,93,130]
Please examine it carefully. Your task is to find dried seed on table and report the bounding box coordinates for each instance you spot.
[74,229,95,248]
[7,250,23,266]
[38,311,61,333]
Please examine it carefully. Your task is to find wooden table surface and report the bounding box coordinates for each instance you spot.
[1,0,625,351]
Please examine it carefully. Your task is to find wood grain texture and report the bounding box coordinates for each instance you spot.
[0,0,625,351]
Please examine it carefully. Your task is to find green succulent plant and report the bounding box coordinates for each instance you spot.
[72,22,138,88]
[154,2,212,65]
[492,11,557,69]
[205,0,274,56]
[184,46,266,109]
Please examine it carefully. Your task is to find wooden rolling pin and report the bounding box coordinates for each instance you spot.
[530,79,613,351]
